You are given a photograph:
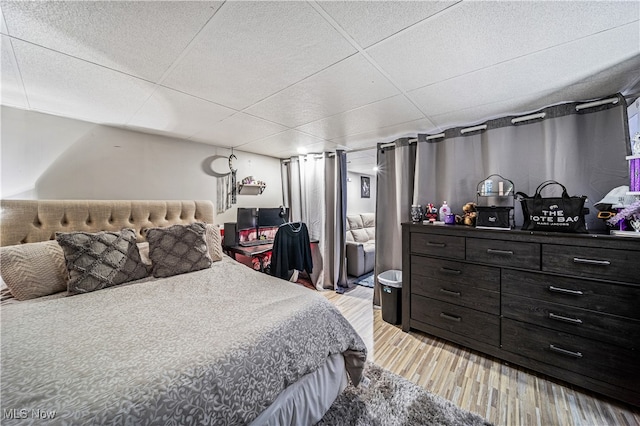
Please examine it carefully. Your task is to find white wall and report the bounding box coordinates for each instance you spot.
[1,106,283,225]
[346,171,376,215]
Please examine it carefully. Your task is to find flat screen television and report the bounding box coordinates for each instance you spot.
[258,207,288,228]
[236,207,258,231]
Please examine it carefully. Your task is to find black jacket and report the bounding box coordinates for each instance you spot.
[271,223,313,280]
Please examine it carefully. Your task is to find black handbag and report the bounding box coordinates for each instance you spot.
[516,180,588,233]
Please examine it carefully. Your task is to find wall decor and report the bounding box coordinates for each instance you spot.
[361,176,370,198]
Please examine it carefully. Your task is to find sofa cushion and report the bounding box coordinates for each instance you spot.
[365,227,375,241]
[347,215,364,231]
[351,228,370,243]
[361,213,375,228]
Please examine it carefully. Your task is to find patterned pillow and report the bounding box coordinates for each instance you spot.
[0,240,68,300]
[56,228,148,295]
[204,224,223,262]
[146,223,212,278]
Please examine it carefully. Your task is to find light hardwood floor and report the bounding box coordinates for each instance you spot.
[323,286,640,426]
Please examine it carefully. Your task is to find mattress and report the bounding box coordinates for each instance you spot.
[1,256,366,425]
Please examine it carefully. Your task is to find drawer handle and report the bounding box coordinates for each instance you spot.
[549,344,583,359]
[439,288,461,297]
[440,312,461,322]
[439,267,461,275]
[573,257,611,266]
[548,312,583,325]
[548,286,583,296]
[427,242,446,248]
[486,248,514,255]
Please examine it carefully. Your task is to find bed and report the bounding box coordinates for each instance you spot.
[0,200,366,425]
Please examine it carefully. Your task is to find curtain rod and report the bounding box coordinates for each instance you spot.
[460,124,487,134]
[575,97,619,111]
[379,137,418,149]
[511,112,546,124]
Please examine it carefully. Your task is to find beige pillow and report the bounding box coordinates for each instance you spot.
[56,228,148,295]
[137,242,152,267]
[147,223,212,278]
[0,240,68,300]
[205,224,223,262]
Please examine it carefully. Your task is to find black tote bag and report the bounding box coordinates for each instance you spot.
[517,180,588,233]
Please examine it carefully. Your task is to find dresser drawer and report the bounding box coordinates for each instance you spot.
[502,269,640,320]
[410,257,499,291]
[502,318,640,391]
[466,238,540,269]
[411,233,464,259]
[411,295,499,346]
[413,278,499,315]
[543,244,640,284]
[502,293,640,349]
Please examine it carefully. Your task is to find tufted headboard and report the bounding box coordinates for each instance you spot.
[0,200,215,247]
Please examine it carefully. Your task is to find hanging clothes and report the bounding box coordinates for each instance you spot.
[270,222,313,280]
[216,175,233,214]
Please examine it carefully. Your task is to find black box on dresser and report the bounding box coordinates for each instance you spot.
[401,223,640,407]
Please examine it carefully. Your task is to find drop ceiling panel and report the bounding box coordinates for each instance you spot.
[190,112,288,148]
[0,5,8,35]
[1,1,221,82]
[13,39,155,124]
[409,23,639,118]
[367,1,639,92]
[127,87,235,140]
[245,54,400,127]
[318,0,456,48]
[1,35,27,108]
[162,1,357,110]
[274,140,343,159]
[296,95,424,140]
[331,117,436,150]
[238,129,328,157]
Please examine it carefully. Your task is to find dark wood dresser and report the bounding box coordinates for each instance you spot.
[401,223,640,406]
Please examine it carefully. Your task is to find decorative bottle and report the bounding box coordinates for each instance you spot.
[439,201,451,219]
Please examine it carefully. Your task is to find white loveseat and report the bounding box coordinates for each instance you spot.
[345,213,375,277]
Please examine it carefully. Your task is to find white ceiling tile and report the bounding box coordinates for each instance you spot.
[0,5,8,35]
[127,87,236,140]
[245,54,400,127]
[296,95,425,140]
[368,1,639,92]
[1,35,27,108]
[274,140,342,158]
[190,112,288,148]
[409,22,639,118]
[162,1,357,110]
[12,39,155,124]
[237,130,328,157]
[331,117,436,149]
[318,1,456,48]
[0,1,221,81]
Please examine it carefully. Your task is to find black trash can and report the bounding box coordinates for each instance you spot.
[378,270,402,325]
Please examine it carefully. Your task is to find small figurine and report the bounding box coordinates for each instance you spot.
[424,203,439,222]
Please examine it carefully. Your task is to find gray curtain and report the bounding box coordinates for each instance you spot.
[324,150,348,290]
[280,152,348,290]
[280,155,323,288]
[373,138,416,306]
[414,94,630,232]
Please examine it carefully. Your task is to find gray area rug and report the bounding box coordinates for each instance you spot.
[317,362,492,426]
[354,272,374,288]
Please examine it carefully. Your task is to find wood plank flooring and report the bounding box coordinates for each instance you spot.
[323,285,640,426]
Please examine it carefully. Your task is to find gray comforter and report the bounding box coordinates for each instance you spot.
[1,257,366,425]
